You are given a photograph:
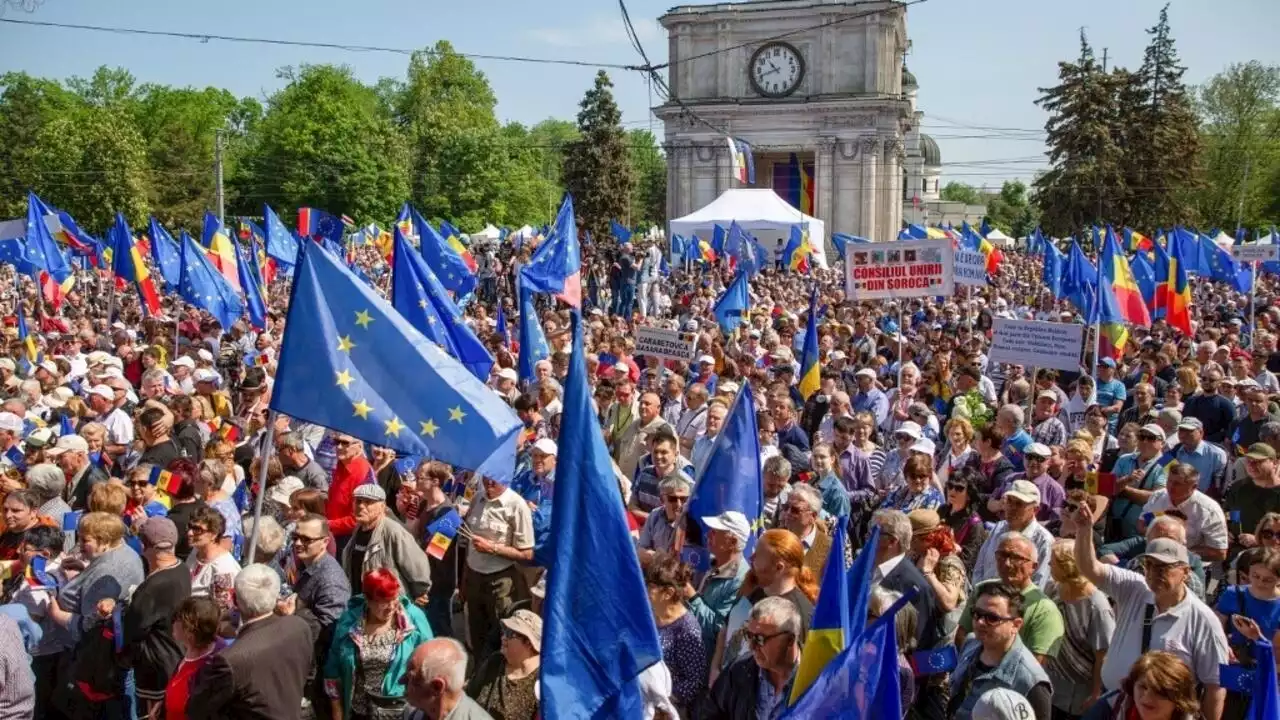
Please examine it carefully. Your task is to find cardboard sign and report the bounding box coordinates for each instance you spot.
[845,240,955,301]
[989,318,1085,372]
[1230,245,1279,263]
[635,326,698,362]
[953,249,989,287]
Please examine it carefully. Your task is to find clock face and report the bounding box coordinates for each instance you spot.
[749,42,804,98]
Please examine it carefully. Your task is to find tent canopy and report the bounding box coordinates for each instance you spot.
[668,188,828,269]
[984,228,1014,247]
[473,224,500,241]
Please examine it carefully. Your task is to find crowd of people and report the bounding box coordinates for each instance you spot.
[0,224,1277,720]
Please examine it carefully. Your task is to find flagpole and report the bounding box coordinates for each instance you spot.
[1251,260,1258,350]
[245,410,277,562]
[897,305,905,391]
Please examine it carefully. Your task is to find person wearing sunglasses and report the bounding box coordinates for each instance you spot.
[958,533,1064,664]
[938,469,989,574]
[1226,512,1280,586]
[702,595,803,720]
[948,582,1052,720]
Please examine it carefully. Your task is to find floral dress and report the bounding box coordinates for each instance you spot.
[351,627,404,720]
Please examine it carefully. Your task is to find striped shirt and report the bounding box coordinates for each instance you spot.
[0,614,34,719]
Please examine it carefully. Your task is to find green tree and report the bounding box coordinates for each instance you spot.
[232,64,409,223]
[0,72,81,218]
[501,122,563,227]
[939,181,982,205]
[627,129,666,229]
[1033,31,1127,236]
[563,71,633,242]
[400,41,512,228]
[983,181,1040,239]
[1116,4,1202,230]
[1195,62,1280,229]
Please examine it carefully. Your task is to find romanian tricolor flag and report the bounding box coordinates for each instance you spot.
[1101,226,1151,327]
[201,212,241,292]
[783,225,812,273]
[147,465,183,496]
[14,280,38,366]
[1124,227,1154,253]
[797,287,821,400]
[790,521,878,703]
[698,239,717,264]
[978,236,1004,273]
[217,422,241,444]
[439,221,478,274]
[107,214,161,317]
[1152,241,1171,320]
[1166,225,1193,336]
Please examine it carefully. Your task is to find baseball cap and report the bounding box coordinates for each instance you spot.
[0,412,23,435]
[139,517,179,551]
[496,367,518,382]
[1036,389,1058,402]
[0,359,13,373]
[972,689,1035,720]
[855,367,876,379]
[894,421,922,440]
[829,350,846,361]
[1177,416,1204,431]
[1139,537,1190,566]
[909,438,935,456]
[500,609,543,652]
[25,427,54,449]
[1098,357,1116,368]
[47,434,88,455]
[1138,423,1165,439]
[36,360,58,376]
[352,484,387,502]
[1024,443,1050,459]
[532,438,558,456]
[86,384,114,401]
[698,355,715,365]
[171,356,195,369]
[1004,479,1042,505]
[1246,443,1277,461]
[702,510,751,544]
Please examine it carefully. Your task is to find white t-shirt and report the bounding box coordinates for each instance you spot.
[100,407,134,447]
[187,551,241,600]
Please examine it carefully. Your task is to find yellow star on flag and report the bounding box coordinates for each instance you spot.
[385,417,405,437]
[335,369,354,389]
[449,406,466,423]
[354,309,374,329]
[418,299,427,309]
[420,419,439,437]
[337,335,356,353]
[352,399,373,419]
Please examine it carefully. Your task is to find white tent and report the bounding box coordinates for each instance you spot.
[668,188,829,269]
[985,228,1015,247]
[472,224,501,242]
[511,225,536,242]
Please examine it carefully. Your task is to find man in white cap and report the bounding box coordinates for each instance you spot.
[691,355,718,395]
[340,483,432,604]
[685,510,750,650]
[170,355,196,394]
[511,438,556,547]
[492,367,519,404]
[850,367,888,429]
[875,420,921,492]
[193,368,231,421]
[990,443,1064,523]
[85,383,133,462]
[972,480,1055,587]
[0,412,25,469]
[48,434,106,510]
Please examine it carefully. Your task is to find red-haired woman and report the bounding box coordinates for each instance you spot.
[323,569,434,720]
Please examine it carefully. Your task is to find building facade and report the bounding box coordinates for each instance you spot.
[654,0,912,246]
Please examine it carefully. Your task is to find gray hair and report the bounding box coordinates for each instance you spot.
[140,368,167,386]
[234,564,282,619]
[763,455,792,479]
[873,509,912,550]
[1260,421,1280,444]
[869,586,919,654]
[748,595,803,637]
[788,484,822,515]
[25,463,65,502]
[1146,515,1188,545]
[998,404,1025,427]
[244,516,285,557]
[277,431,306,452]
[657,475,692,496]
[416,637,469,693]
[997,531,1038,562]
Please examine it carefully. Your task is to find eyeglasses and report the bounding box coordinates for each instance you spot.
[293,534,325,545]
[784,504,810,515]
[971,608,1017,625]
[743,629,793,647]
[995,550,1033,564]
[187,525,210,535]
[501,627,529,642]
[334,439,356,447]
[946,483,967,492]
[126,481,151,488]
[1026,456,1047,463]
[664,496,689,506]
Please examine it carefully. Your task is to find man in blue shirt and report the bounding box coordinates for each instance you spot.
[1095,358,1128,434]
[850,368,889,429]
[1174,417,1230,497]
[997,404,1034,472]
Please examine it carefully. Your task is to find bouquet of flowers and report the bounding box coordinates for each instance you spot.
[950,390,994,431]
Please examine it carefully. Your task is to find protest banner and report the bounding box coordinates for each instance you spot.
[953,248,988,287]
[1231,245,1279,263]
[844,240,955,301]
[989,318,1084,372]
[635,326,697,362]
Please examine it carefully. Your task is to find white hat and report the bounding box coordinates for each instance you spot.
[47,434,89,455]
[86,384,115,401]
[36,360,58,375]
[894,421,922,440]
[697,354,716,365]
[829,350,846,361]
[1024,443,1051,459]
[909,437,936,456]
[196,349,214,363]
[718,381,740,395]
[267,476,306,506]
[43,386,74,409]
[0,358,13,373]
[86,351,110,366]
[702,510,751,544]
[972,688,1034,720]
[532,438,558,456]
[1004,479,1042,505]
[855,367,876,379]
[172,356,195,369]
[496,367,518,382]
[193,368,220,384]
[0,412,23,435]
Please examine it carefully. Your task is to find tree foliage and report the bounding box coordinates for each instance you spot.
[563,71,634,243]
[983,181,1039,239]
[628,129,666,229]
[1195,62,1280,230]
[939,182,982,206]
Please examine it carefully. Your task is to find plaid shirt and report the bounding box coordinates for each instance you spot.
[1031,417,1067,448]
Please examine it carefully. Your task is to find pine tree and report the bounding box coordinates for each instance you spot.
[1033,31,1127,237]
[563,71,634,243]
[1120,4,1202,230]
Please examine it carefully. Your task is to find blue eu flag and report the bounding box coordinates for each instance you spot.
[399,204,477,298]
[263,204,299,267]
[516,279,549,382]
[148,217,183,289]
[712,271,750,333]
[235,241,267,331]
[687,384,764,552]
[270,242,521,481]
[178,232,244,331]
[390,227,494,381]
[541,310,662,719]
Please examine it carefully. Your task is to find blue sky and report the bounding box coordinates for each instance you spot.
[2,0,1277,188]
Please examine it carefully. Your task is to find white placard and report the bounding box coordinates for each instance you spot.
[844,240,955,300]
[953,248,989,287]
[635,326,698,362]
[989,318,1085,372]
[1231,245,1279,263]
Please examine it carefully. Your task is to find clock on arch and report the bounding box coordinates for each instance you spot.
[748,42,805,98]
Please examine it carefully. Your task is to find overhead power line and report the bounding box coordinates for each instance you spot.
[0,17,641,70]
